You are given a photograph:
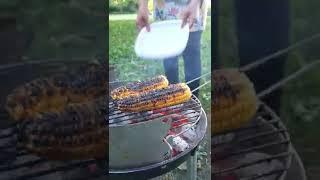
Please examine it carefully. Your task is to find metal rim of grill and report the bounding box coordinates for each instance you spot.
[212,102,292,180]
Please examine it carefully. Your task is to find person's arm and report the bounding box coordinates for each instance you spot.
[138,0,148,8]
[136,0,150,32]
[181,0,202,29]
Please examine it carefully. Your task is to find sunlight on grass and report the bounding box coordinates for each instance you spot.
[109,14,137,21]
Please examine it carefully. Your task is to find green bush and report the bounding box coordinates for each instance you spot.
[109,4,120,13]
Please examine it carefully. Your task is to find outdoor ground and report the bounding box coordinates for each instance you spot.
[109,14,211,180]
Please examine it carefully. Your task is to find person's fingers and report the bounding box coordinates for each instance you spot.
[189,17,195,29]
[136,17,150,32]
[145,22,151,32]
[140,16,150,32]
[136,20,142,31]
[181,12,189,28]
[136,16,142,29]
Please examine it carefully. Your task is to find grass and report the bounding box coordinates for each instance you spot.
[109,14,137,21]
[109,15,211,180]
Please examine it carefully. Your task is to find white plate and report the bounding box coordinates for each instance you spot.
[135,19,189,60]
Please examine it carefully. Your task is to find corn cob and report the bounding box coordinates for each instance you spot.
[19,97,107,160]
[5,63,108,121]
[110,75,169,100]
[212,69,257,134]
[5,63,108,160]
[116,83,192,112]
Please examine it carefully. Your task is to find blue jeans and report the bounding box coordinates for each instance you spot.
[163,31,202,97]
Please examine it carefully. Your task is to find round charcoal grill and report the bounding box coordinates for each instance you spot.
[108,84,208,179]
[0,61,108,180]
[212,102,293,180]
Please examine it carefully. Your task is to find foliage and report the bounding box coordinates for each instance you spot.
[109,0,137,13]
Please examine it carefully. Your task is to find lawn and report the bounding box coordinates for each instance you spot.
[109,15,211,180]
[109,14,137,21]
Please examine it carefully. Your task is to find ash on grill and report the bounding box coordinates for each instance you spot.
[212,103,292,180]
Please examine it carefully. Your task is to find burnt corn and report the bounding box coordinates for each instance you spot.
[111,75,169,100]
[5,63,108,160]
[117,83,192,112]
[20,97,108,160]
[5,63,108,121]
[212,69,257,134]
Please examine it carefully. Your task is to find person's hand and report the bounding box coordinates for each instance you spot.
[180,0,199,29]
[136,5,150,32]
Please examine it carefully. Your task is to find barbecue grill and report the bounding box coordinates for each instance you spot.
[212,101,307,180]
[210,23,320,179]
[0,60,107,180]
[108,82,208,179]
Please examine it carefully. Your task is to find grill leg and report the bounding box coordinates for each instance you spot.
[187,150,197,180]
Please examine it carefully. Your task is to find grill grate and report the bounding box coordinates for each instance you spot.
[109,95,202,133]
[212,102,292,180]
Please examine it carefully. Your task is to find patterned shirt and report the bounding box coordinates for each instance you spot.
[153,0,205,32]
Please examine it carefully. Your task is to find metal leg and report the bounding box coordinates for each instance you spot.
[187,150,197,180]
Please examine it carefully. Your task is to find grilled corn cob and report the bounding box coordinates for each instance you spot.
[5,63,108,121]
[111,75,169,100]
[5,63,108,160]
[212,69,257,134]
[19,97,107,160]
[116,83,192,112]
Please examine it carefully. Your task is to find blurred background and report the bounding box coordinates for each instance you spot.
[216,0,320,179]
[0,0,105,62]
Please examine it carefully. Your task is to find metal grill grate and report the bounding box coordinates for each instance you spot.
[212,102,292,180]
[109,95,203,131]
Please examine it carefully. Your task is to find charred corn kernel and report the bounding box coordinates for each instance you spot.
[212,69,257,134]
[111,75,169,100]
[117,83,192,112]
[5,63,108,121]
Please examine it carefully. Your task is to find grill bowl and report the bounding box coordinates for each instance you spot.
[212,102,292,180]
[109,94,203,169]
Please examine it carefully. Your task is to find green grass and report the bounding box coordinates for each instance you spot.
[109,14,137,21]
[109,15,211,180]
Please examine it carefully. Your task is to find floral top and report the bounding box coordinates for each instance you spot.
[153,0,205,32]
